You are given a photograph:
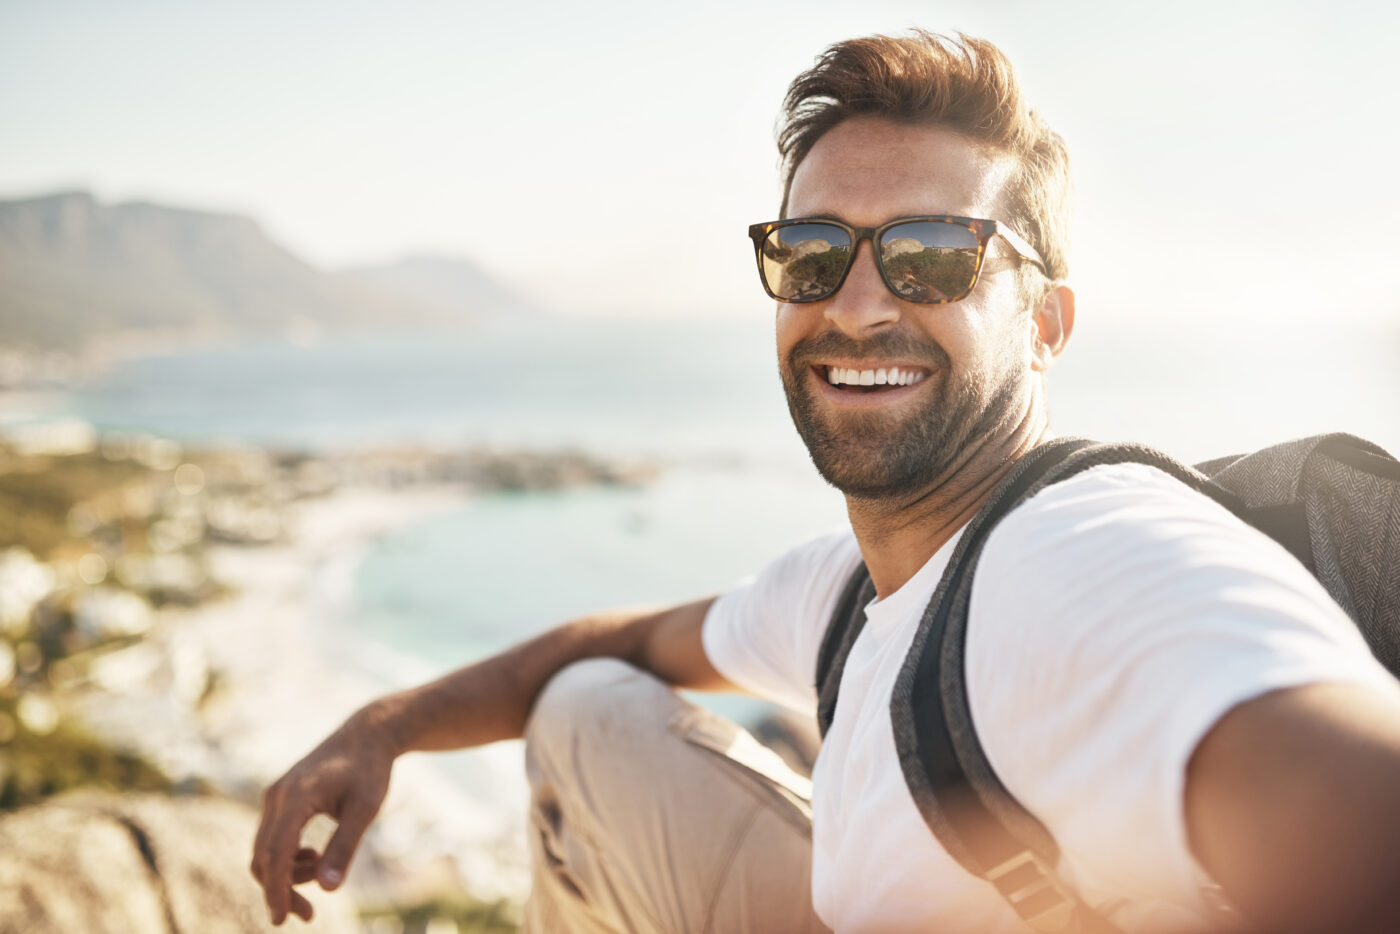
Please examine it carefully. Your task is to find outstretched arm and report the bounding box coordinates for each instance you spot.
[1185,680,1400,934]
[249,596,727,925]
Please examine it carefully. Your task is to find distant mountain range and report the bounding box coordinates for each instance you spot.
[0,191,541,351]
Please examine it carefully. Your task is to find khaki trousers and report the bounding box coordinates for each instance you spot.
[522,658,831,934]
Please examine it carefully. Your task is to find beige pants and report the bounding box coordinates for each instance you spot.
[522,658,832,934]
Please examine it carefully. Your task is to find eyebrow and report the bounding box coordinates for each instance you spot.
[782,211,845,223]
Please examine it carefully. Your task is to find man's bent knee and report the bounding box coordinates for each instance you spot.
[527,657,673,750]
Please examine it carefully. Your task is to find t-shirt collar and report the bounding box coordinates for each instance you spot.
[863,526,967,631]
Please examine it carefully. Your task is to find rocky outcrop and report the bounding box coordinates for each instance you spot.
[0,791,360,934]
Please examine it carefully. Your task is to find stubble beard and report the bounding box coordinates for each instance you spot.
[781,328,1025,501]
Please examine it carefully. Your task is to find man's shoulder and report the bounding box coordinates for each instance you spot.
[709,524,862,629]
[972,456,1350,651]
[993,459,1248,551]
[761,524,863,586]
[973,456,1352,645]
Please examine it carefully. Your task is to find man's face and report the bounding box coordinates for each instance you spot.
[777,116,1039,500]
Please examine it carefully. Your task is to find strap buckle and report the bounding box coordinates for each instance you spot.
[985,849,1078,932]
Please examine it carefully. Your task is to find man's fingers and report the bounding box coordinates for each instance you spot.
[250,785,288,916]
[316,794,377,891]
[262,798,311,924]
[250,786,280,886]
[292,848,320,886]
[289,888,315,923]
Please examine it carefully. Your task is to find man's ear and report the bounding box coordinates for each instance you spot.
[1029,284,1075,373]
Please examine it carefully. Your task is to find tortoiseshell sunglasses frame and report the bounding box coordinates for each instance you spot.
[746,214,1047,305]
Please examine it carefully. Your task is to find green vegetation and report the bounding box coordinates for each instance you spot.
[0,451,148,559]
[0,697,173,811]
[0,441,220,812]
[882,248,977,298]
[359,893,520,933]
[785,247,849,289]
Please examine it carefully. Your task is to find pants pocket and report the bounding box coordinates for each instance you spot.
[668,705,814,831]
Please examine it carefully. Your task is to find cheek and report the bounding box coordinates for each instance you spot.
[775,304,806,359]
[965,282,1033,364]
[912,307,978,366]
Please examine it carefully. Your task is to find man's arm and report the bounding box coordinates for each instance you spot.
[1185,680,1400,934]
[249,596,729,925]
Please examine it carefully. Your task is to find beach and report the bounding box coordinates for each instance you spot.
[67,477,545,909]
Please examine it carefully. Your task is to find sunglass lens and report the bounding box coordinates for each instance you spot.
[879,221,981,302]
[760,224,852,302]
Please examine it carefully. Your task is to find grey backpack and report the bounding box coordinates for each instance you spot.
[815,433,1400,933]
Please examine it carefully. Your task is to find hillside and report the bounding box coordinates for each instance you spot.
[0,191,537,351]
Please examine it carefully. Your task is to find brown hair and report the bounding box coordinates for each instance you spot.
[777,30,1071,284]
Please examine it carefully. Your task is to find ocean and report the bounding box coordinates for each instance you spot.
[42,313,1400,721]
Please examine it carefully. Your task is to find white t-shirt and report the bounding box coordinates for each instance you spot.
[702,463,1396,934]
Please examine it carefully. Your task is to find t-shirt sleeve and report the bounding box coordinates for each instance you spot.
[702,527,864,714]
[966,463,1398,917]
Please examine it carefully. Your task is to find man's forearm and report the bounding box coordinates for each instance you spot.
[252,599,723,925]
[359,597,723,755]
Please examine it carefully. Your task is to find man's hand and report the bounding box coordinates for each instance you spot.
[250,709,396,925]
[247,597,727,925]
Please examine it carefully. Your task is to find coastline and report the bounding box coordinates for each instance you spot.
[75,481,534,905]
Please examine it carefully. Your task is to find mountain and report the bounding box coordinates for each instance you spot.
[0,191,533,351]
[342,254,541,320]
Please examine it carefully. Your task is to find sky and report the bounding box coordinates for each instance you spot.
[4,0,1400,325]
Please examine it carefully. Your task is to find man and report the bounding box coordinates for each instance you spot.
[251,31,1400,933]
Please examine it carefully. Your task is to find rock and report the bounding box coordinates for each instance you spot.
[0,791,360,934]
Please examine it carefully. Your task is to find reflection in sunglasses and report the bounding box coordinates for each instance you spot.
[882,246,979,301]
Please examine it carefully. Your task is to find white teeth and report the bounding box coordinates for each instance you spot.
[826,366,928,387]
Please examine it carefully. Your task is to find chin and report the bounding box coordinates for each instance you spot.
[785,371,1025,501]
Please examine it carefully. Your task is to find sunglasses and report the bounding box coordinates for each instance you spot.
[747,215,1047,305]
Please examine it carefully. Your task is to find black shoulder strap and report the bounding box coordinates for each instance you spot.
[892,440,1225,933]
[815,563,875,738]
[814,440,1231,931]
[818,433,1400,931]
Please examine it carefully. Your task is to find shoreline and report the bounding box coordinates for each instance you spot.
[76,481,534,904]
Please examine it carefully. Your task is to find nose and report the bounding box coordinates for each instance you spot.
[822,239,902,338]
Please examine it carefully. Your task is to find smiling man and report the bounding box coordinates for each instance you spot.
[251,31,1400,934]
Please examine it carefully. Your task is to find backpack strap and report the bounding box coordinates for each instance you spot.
[816,432,1400,931]
[891,439,1227,933]
[815,439,1105,739]
[815,562,875,738]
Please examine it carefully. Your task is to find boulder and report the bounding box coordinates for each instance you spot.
[0,791,360,934]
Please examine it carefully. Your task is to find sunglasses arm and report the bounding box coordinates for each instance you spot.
[993,223,1048,275]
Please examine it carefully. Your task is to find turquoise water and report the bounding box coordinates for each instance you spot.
[349,463,848,725]
[63,315,807,464]
[352,467,846,662]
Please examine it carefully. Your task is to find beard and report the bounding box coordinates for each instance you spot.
[781,327,1025,501]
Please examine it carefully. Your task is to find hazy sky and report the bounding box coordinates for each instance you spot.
[5,0,1400,324]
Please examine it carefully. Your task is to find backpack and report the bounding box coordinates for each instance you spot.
[814,433,1400,933]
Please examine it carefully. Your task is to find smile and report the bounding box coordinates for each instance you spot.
[820,365,930,391]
